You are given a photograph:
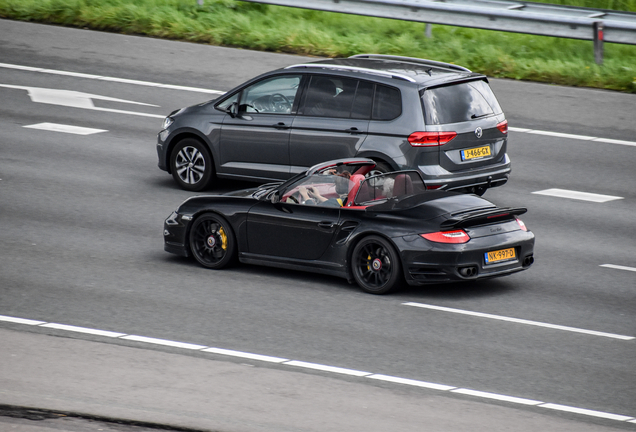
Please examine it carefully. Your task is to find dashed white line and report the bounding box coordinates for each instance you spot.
[1,314,635,424]
[509,127,636,147]
[0,62,223,95]
[600,264,636,273]
[540,403,635,421]
[451,388,543,405]
[24,123,108,135]
[202,347,288,363]
[531,188,624,203]
[402,302,634,341]
[120,335,207,350]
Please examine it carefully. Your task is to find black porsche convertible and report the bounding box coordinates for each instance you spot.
[164,158,534,294]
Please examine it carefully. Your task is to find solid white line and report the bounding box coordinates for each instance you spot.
[120,335,207,350]
[202,347,288,363]
[40,323,125,338]
[0,62,223,95]
[539,403,635,421]
[2,314,635,423]
[531,188,623,203]
[452,388,543,405]
[509,126,636,147]
[367,374,456,391]
[600,264,636,273]
[402,302,635,341]
[0,315,45,325]
[284,360,371,377]
[24,123,108,135]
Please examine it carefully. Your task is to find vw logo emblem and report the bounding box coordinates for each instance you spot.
[475,127,483,138]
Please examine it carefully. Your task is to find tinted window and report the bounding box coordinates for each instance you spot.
[421,80,503,125]
[351,80,373,120]
[239,75,301,114]
[372,85,402,120]
[303,76,357,118]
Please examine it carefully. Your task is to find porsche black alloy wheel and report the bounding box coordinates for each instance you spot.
[170,138,214,191]
[351,236,402,294]
[189,214,236,269]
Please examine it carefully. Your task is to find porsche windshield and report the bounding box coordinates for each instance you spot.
[353,171,426,206]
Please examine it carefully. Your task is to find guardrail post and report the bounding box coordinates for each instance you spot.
[594,21,604,65]
[425,23,432,38]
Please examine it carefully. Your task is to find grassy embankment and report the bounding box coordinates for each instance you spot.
[1,0,635,92]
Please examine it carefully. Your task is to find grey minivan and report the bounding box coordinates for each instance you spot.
[157,54,510,195]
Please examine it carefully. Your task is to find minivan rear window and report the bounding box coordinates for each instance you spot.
[421,80,503,125]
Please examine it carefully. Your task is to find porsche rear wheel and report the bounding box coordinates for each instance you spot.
[351,236,402,294]
[189,214,236,269]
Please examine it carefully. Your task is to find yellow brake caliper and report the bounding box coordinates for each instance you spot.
[218,227,228,250]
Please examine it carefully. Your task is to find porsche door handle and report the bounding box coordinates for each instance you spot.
[318,221,335,229]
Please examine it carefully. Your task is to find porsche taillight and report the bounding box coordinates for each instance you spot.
[408,131,457,146]
[516,218,528,231]
[497,120,508,134]
[421,229,470,244]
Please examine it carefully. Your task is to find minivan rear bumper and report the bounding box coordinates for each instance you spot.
[418,154,511,191]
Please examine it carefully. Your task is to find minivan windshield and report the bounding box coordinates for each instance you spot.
[421,80,503,125]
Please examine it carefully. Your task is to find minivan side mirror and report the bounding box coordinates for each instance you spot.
[225,102,238,118]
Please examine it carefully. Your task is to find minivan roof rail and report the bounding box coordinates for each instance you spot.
[285,63,417,82]
[349,54,472,73]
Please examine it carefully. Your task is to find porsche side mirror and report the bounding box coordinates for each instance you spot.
[270,191,280,204]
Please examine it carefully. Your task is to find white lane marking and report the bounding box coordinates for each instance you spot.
[540,403,635,421]
[600,264,636,273]
[0,62,223,95]
[402,302,635,341]
[0,315,45,325]
[367,374,456,391]
[509,127,636,147]
[120,335,207,350]
[452,388,543,405]
[1,314,634,424]
[531,188,624,203]
[0,84,159,107]
[284,360,371,377]
[24,123,107,135]
[202,347,288,363]
[2,84,165,119]
[40,323,125,337]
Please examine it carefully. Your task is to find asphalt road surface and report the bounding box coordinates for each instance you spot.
[0,19,635,432]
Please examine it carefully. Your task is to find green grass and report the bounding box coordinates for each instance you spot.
[1,0,635,92]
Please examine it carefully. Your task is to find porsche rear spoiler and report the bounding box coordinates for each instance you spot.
[440,207,527,230]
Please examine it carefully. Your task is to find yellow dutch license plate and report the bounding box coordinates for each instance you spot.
[461,145,491,161]
[485,248,516,264]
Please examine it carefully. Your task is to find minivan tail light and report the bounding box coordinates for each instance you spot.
[497,120,508,134]
[408,131,457,146]
[421,230,470,244]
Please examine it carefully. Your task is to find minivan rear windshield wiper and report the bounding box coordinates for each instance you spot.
[471,113,491,119]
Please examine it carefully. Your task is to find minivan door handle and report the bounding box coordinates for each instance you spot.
[345,127,362,134]
[274,122,290,130]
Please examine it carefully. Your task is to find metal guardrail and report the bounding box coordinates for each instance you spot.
[238,0,636,63]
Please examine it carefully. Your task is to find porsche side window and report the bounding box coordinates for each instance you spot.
[239,75,302,115]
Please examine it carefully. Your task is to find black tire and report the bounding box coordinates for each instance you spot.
[351,235,402,294]
[367,160,392,178]
[170,138,214,191]
[189,214,236,269]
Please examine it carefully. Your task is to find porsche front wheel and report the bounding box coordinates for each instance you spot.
[189,214,236,269]
[351,236,402,294]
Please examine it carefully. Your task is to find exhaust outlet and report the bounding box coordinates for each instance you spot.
[459,266,478,277]
[523,255,534,266]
